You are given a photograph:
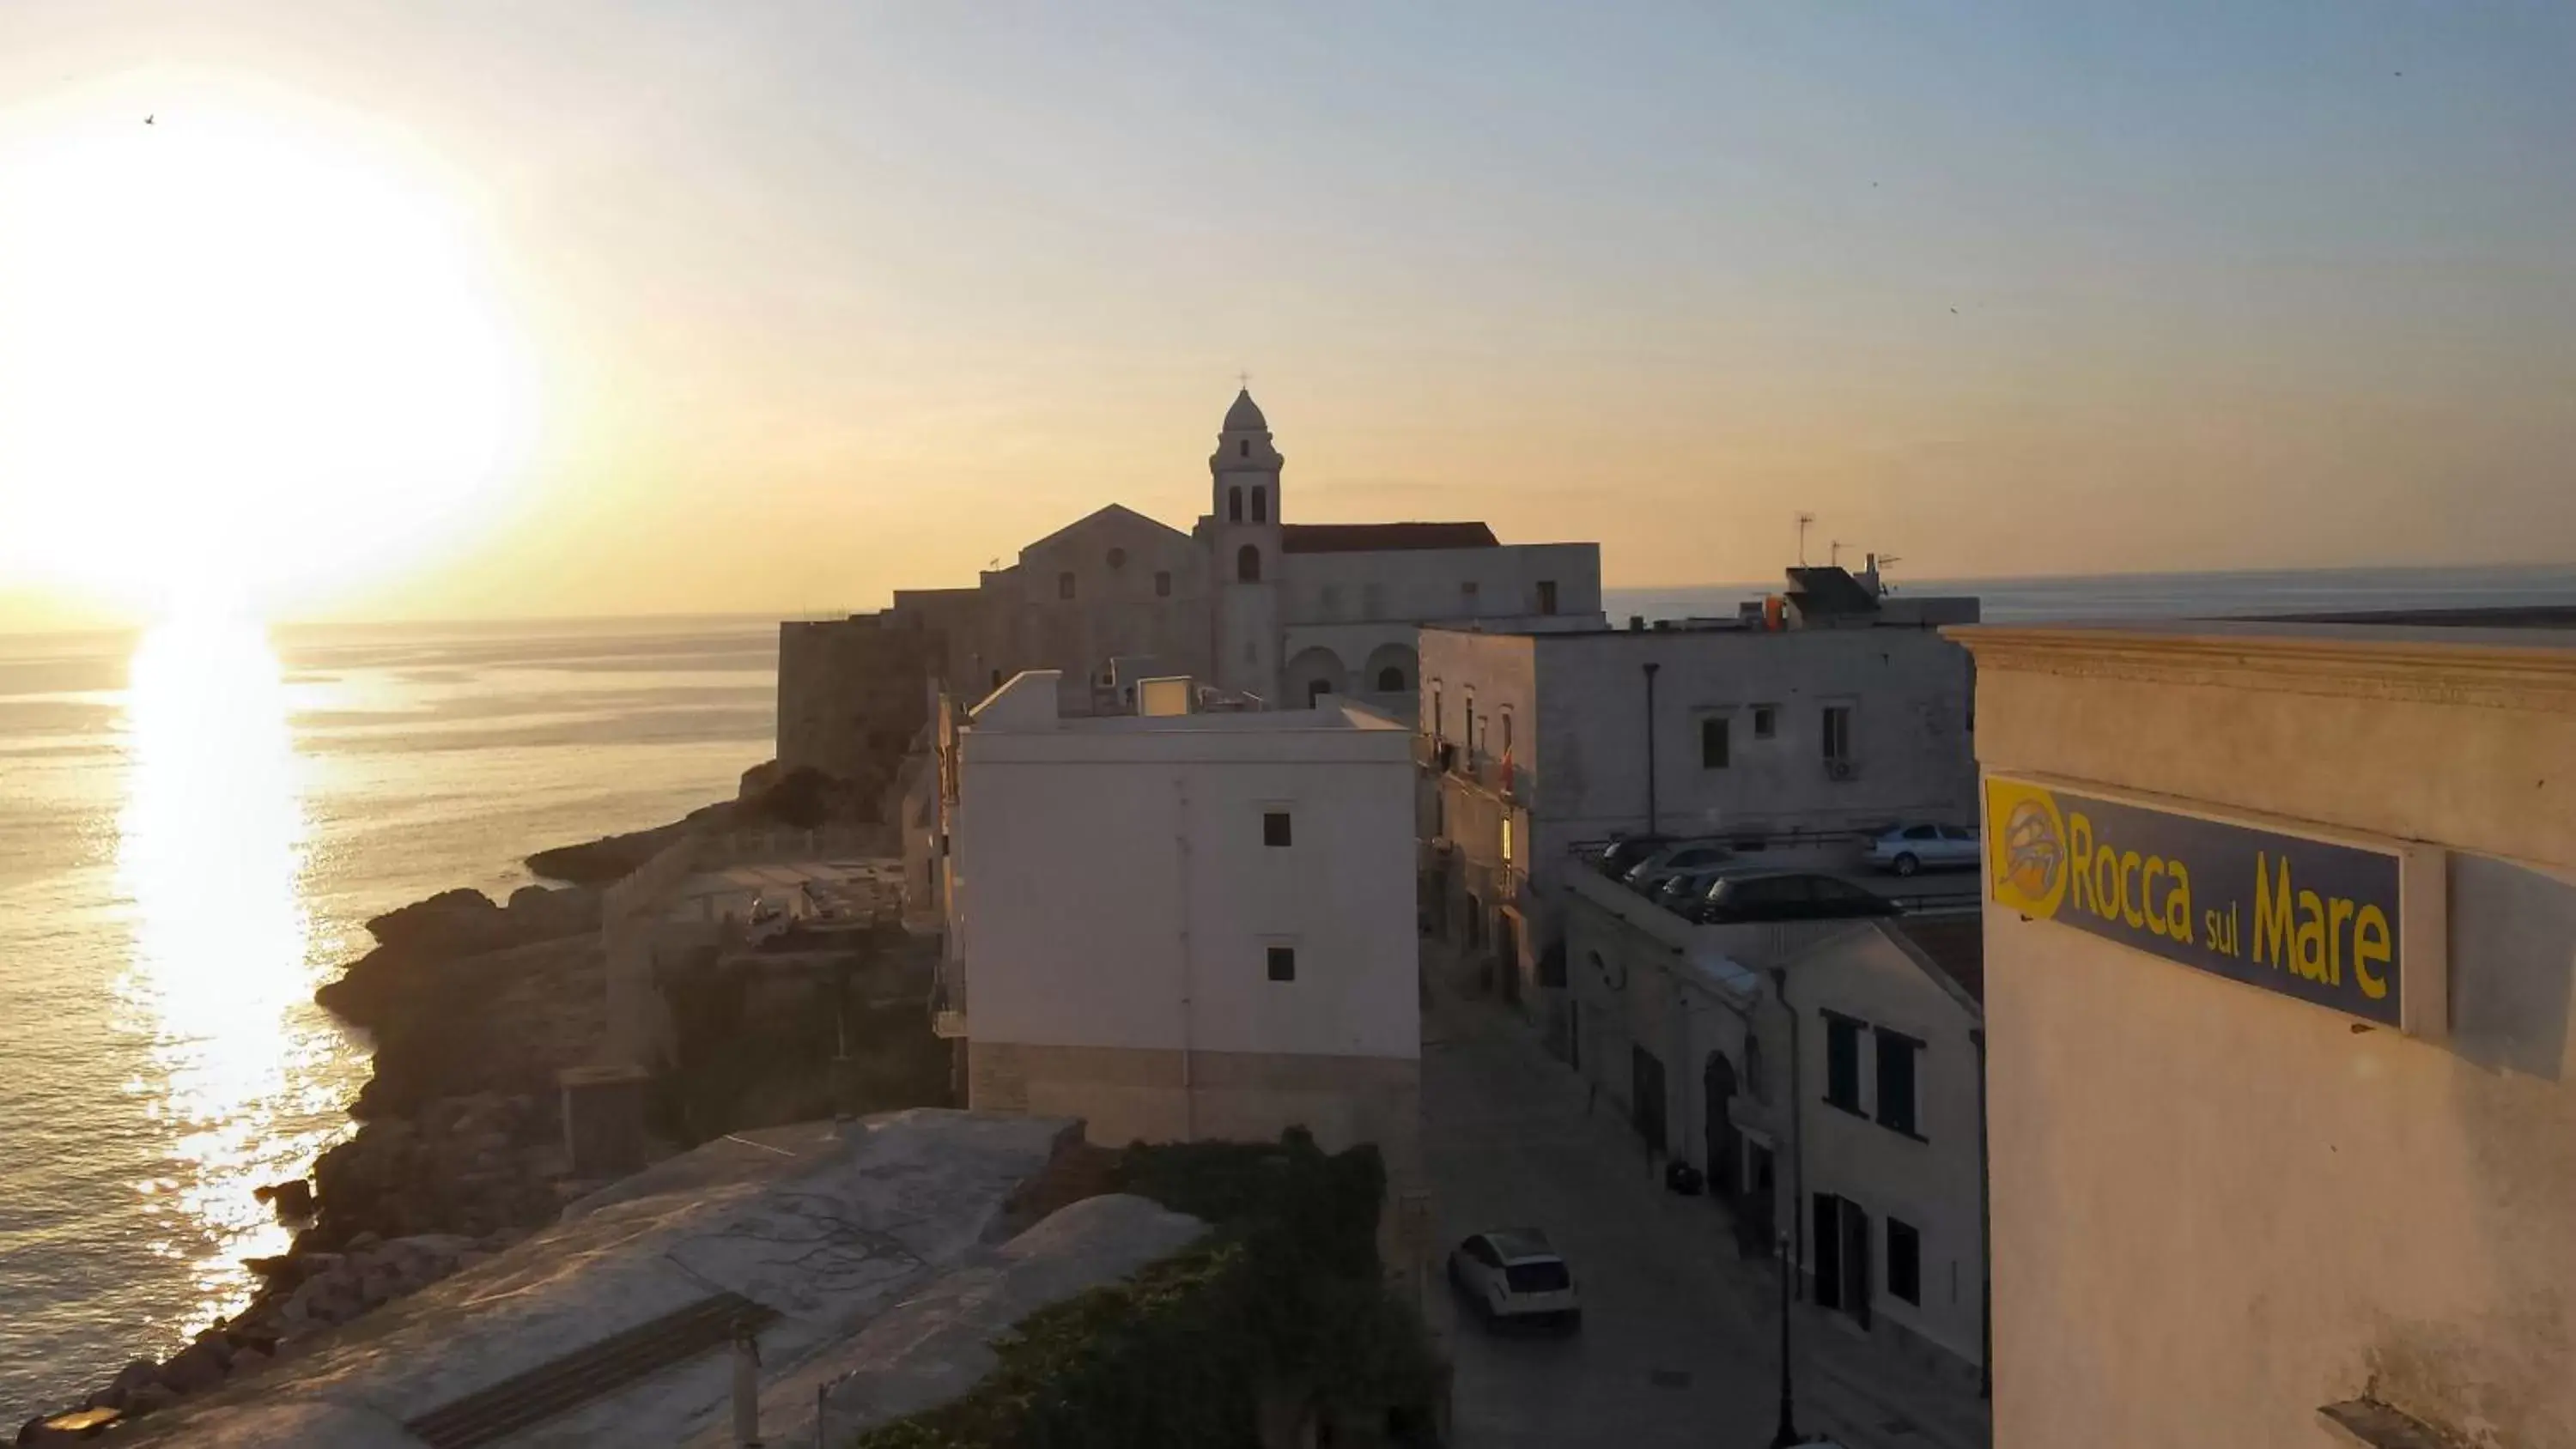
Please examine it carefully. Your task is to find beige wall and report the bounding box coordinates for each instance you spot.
[967,1040,1422,1180]
[1960,623,2576,1449]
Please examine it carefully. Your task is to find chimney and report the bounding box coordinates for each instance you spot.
[1628,615,1645,632]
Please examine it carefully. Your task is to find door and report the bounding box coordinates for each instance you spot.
[1703,1052,1741,1198]
[1497,912,1522,1005]
[1739,1142,1777,1254]
[1811,1193,1872,1325]
[1631,1046,1668,1154]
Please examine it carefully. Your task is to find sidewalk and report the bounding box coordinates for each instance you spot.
[1420,943,1990,1449]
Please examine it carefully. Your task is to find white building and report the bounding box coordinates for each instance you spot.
[939,670,1421,1171]
[1561,867,1989,1382]
[1419,579,1981,1020]
[1958,614,2576,1446]
[862,390,1602,718]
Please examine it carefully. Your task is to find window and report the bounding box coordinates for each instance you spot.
[1886,1217,1922,1306]
[1875,1029,1921,1137]
[1236,544,1261,582]
[1823,705,1854,763]
[1057,572,1076,600]
[1700,715,1729,769]
[1320,584,1341,617]
[1377,665,1405,692]
[1824,1014,1862,1113]
[1155,570,1173,597]
[1500,709,1514,756]
[1239,439,1250,458]
[1743,1034,1767,1104]
[1753,706,1777,739]
[1537,943,1565,988]
[1251,487,1267,523]
[1461,580,1480,608]
[1536,579,1558,615]
[1228,486,1243,522]
[1267,945,1297,982]
[1431,685,1444,738]
[1106,547,1127,571]
[1905,824,1940,841]
[1264,811,1292,847]
[1500,815,1514,864]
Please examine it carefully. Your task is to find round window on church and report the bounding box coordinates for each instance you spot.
[1107,547,1127,570]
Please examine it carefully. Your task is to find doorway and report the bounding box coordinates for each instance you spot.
[1496,912,1521,1005]
[1631,1046,1668,1155]
[1738,1141,1777,1255]
[1703,1052,1741,1200]
[1811,1193,1872,1327]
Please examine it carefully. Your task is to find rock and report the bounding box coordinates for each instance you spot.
[124,1383,177,1416]
[256,1179,316,1216]
[159,1340,228,1395]
[227,1347,273,1379]
[107,1361,161,1401]
[346,1230,382,1252]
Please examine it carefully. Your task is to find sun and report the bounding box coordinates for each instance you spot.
[0,95,535,620]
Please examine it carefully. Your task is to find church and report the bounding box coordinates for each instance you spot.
[873,388,1601,713]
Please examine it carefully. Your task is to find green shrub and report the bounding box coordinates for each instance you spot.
[854,1131,1441,1448]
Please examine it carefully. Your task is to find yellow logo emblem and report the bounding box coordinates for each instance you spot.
[1987,778,2068,919]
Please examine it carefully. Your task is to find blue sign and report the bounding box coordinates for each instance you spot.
[1987,776,2405,1026]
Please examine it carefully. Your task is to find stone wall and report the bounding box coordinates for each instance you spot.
[775,613,942,787]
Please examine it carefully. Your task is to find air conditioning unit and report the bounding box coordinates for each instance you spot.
[1826,759,1856,781]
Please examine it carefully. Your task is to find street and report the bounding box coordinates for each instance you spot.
[1417,952,1991,1449]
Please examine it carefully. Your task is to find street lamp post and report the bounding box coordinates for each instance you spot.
[1770,1229,1802,1447]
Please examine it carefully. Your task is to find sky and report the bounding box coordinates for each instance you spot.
[0,1,2571,628]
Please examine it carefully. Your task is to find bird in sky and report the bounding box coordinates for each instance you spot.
[143,114,154,125]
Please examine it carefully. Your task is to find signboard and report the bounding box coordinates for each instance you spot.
[1986,775,2420,1027]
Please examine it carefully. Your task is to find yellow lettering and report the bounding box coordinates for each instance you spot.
[2295,889,2328,981]
[2119,852,2145,928]
[2142,859,2169,937]
[2354,905,2392,1000]
[2167,863,2193,944]
[2253,852,2296,968]
[2094,846,2119,922]
[2329,897,2355,986]
[2067,813,2096,914]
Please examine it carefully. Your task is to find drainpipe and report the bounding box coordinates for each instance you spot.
[1176,776,1197,1140]
[1771,967,1805,1301]
[1973,1025,1991,1399]
[1643,663,1662,836]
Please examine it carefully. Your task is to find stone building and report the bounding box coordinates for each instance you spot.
[1419,577,1980,1019]
[775,391,1602,778]
[1956,615,2576,1447]
[774,612,943,796]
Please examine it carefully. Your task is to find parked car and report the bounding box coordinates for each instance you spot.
[1865,822,1982,877]
[1647,865,1735,914]
[1686,870,1902,924]
[1448,1229,1581,1330]
[1588,836,1668,879]
[1619,838,1735,892]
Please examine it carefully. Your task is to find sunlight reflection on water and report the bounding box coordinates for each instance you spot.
[112,618,348,1331]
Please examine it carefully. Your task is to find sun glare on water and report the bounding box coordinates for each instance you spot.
[0,94,536,620]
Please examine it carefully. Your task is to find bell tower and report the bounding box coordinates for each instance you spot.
[1209,387,1284,700]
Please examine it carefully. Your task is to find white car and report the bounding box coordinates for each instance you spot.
[1448,1229,1581,1330]
[1865,822,1980,877]
[1619,839,1735,893]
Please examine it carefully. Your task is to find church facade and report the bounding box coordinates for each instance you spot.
[861,389,1601,716]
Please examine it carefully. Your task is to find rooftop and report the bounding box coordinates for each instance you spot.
[1893,918,1985,1005]
[1280,521,1498,555]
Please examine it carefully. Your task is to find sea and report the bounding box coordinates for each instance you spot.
[3,562,2573,1418]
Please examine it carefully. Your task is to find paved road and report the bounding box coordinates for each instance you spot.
[1418,957,1990,1449]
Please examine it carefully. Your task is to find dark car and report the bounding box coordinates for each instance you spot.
[1686,870,1902,924]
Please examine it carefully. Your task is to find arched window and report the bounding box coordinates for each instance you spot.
[1250,487,1267,523]
[1228,486,1242,523]
[1106,547,1127,570]
[1376,665,1406,693]
[1236,544,1261,582]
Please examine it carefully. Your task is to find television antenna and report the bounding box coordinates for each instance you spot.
[1795,512,1817,567]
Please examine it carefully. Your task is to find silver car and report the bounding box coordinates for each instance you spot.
[1619,839,1735,892]
[1865,822,1980,877]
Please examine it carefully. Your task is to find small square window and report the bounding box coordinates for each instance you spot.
[1753,706,1777,739]
[1263,811,1292,847]
[1155,570,1173,597]
[1887,1217,1922,1305]
[1267,946,1297,981]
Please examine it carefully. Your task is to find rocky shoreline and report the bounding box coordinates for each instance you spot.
[15,763,889,1443]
